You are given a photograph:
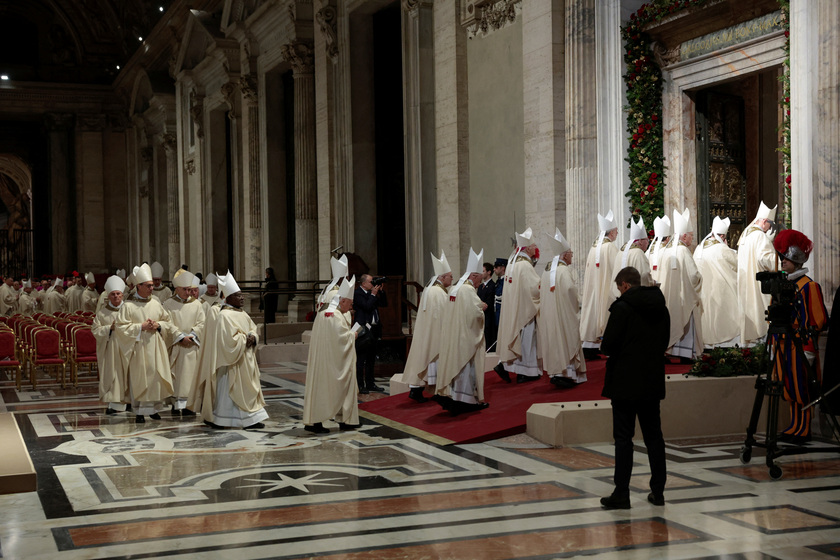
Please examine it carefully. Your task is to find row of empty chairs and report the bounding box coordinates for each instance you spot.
[0,312,99,390]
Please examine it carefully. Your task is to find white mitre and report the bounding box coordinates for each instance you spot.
[172,269,194,289]
[217,270,241,297]
[621,216,647,268]
[150,261,164,279]
[754,201,777,223]
[450,247,484,298]
[672,208,691,236]
[133,263,153,284]
[516,227,535,248]
[545,228,570,290]
[697,216,731,258]
[205,273,218,286]
[431,251,451,277]
[104,275,126,294]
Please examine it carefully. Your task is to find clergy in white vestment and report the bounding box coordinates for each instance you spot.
[316,255,349,311]
[694,216,740,347]
[200,272,223,312]
[658,208,703,359]
[580,211,620,358]
[150,261,172,302]
[402,251,453,403]
[97,269,126,312]
[611,216,653,298]
[163,269,206,417]
[189,275,201,300]
[434,248,488,414]
[538,229,587,388]
[191,271,267,430]
[646,215,671,284]
[0,276,17,316]
[495,227,542,383]
[44,278,67,315]
[737,202,778,346]
[302,276,359,434]
[18,280,36,317]
[92,276,129,414]
[114,263,177,423]
[81,272,99,312]
[64,273,85,311]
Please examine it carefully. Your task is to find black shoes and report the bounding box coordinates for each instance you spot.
[149,413,161,420]
[516,374,539,384]
[358,387,370,395]
[600,494,631,510]
[182,409,197,417]
[778,432,811,445]
[550,376,577,389]
[647,492,665,506]
[408,387,429,403]
[105,408,117,415]
[367,385,386,393]
[304,422,330,434]
[338,422,361,430]
[204,420,223,429]
[135,415,145,424]
[244,422,265,430]
[494,363,511,383]
[171,407,181,417]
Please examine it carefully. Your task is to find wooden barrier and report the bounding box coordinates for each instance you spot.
[0,412,37,494]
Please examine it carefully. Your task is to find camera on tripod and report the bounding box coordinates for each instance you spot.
[371,276,388,287]
[756,271,796,326]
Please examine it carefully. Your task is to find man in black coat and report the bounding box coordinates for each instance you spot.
[476,262,497,350]
[599,266,670,509]
[354,274,384,394]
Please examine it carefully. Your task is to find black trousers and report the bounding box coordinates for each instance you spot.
[610,398,667,498]
[356,324,381,389]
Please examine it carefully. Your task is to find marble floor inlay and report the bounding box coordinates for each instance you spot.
[2,363,840,559]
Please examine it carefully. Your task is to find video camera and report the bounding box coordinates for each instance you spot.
[756,271,797,326]
[371,276,388,287]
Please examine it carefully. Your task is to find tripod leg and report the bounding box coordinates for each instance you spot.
[765,379,784,479]
[741,375,766,463]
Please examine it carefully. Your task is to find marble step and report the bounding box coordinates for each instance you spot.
[0,412,36,495]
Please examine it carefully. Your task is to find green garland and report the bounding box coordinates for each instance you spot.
[690,345,770,378]
[622,0,709,235]
[778,0,791,226]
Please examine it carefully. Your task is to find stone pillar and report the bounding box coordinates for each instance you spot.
[402,0,437,288]
[595,0,628,226]
[45,113,75,273]
[76,115,107,271]
[522,0,565,237]
[434,0,471,269]
[814,0,840,308]
[240,75,263,284]
[283,41,318,321]
[565,0,598,283]
[161,132,180,278]
[790,2,817,242]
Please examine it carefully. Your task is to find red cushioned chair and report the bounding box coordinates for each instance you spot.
[31,328,65,388]
[0,330,23,390]
[69,326,98,386]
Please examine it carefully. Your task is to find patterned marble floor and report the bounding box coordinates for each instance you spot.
[2,363,840,559]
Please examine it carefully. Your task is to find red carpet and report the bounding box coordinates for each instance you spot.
[359,360,691,445]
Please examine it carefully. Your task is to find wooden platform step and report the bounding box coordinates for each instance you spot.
[0,412,37,495]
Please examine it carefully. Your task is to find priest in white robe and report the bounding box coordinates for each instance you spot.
[302,276,359,434]
[163,269,206,417]
[611,216,653,298]
[18,280,36,317]
[658,208,703,359]
[434,249,488,414]
[580,211,620,358]
[93,276,129,414]
[200,273,223,311]
[495,227,542,383]
[0,276,17,316]
[44,278,67,315]
[114,263,177,423]
[150,261,172,302]
[316,255,348,311]
[646,215,671,284]
[402,251,453,403]
[81,272,99,312]
[538,229,587,388]
[191,271,268,430]
[97,269,126,312]
[694,216,740,347]
[64,273,85,311]
[737,202,778,346]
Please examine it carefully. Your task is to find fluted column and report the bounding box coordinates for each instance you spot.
[814,0,840,308]
[565,0,598,284]
[402,0,436,287]
[161,133,180,277]
[283,42,318,317]
[240,75,263,284]
[522,0,565,238]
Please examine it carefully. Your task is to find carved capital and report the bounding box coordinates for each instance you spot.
[140,146,154,164]
[44,112,74,131]
[185,159,196,175]
[139,184,151,199]
[281,41,314,75]
[315,7,339,63]
[402,0,432,15]
[189,90,204,139]
[239,74,258,104]
[221,81,239,119]
[161,133,177,154]
[652,41,680,68]
[465,0,521,39]
[78,114,107,132]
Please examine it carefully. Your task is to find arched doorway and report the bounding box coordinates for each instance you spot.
[0,155,34,275]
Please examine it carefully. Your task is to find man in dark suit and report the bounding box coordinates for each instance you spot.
[354,274,384,394]
[476,262,497,350]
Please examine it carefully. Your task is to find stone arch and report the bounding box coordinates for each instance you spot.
[0,155,33,231]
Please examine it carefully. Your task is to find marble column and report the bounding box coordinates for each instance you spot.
[76,115,107,270]
[161,133,180,278]
[434,0,471,269]
[283,41,318,320]
[565,0,598,284]
[240,75,263,285]
[595,0,629,226]
[402,0,437,289]
[522,0,565,238]
[814,0,840,308]
[45,113,75,273]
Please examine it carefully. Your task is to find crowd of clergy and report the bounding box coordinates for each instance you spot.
[0,261,267,429]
